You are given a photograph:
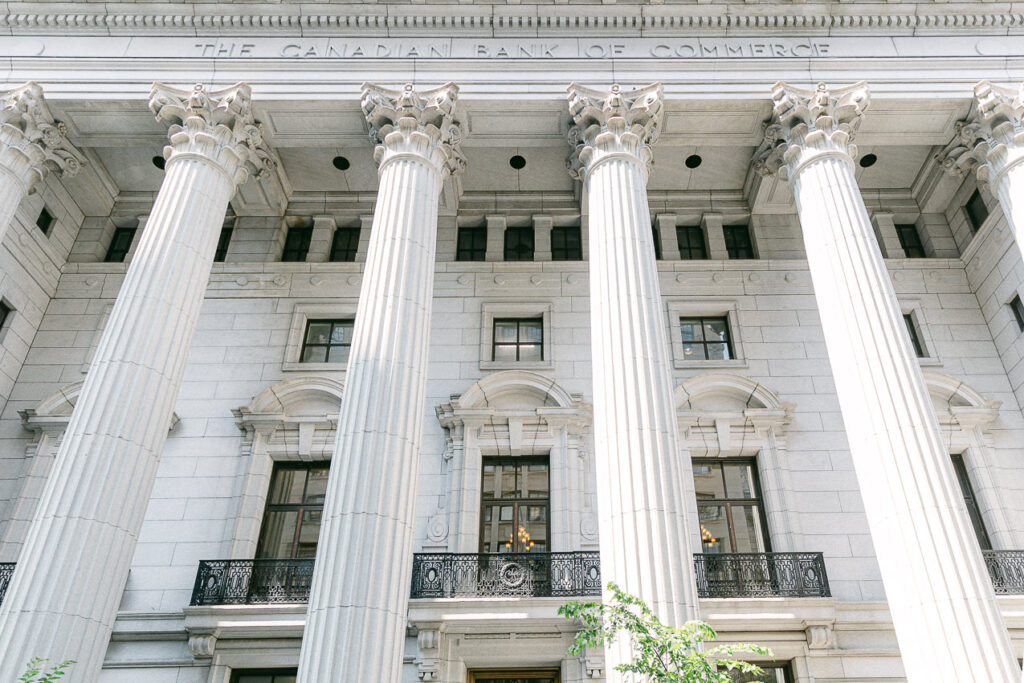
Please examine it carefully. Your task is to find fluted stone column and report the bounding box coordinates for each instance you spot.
[567,83,699,678]
[755,81,1019,683]
[0,82,84,243]
[296,83,464,682]
[937,81,1024,265]
[0,83,271,682]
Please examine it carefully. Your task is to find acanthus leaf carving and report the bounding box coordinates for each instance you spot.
[566,82,663,180]
[0,81,86,192]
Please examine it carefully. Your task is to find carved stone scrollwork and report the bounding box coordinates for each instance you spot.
[361,82,466,178]
[149,82,276,187]
[805,624,833,650]
[935,80,1024,191]
[415,628,440,681]
[753,81,870,181]
[0,81,86,192]
[187,632,218,659]
[566,82,663,180]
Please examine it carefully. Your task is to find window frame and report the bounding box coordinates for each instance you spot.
[479,456,551,554]
[230,670,298,683]
[723,662,794,683]
[300,319,355,365]
[964,189,990,233]
[678,316,735,362]
[692,457,772,554]
[895,223,926,258]
[0,301,11,333]
[492,318,544,363]
[667,302,746,369]
[903,313,925,358]
[723,224,755,259]
[214,224,233,262]
[951,454,993,550]
[255,462,330,560]
[504,225,535,262]
[456,225,488,262]
[550,225,583,261]
[1010,294,1024,334]
[467,670,560,683]
[281,226,313,262]
[104,227,137,263]
[35,207,54,236]
[480,302,554,371]
[283,302,359,372]
[330,227,361,262]
[677,225,708,260]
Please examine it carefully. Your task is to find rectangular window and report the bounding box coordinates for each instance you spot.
[965,189,989,233]
[456,226,487,262]
[492,318,543,362]
[1011,295,1024,333]
[104,227,136,263]
[693,459,769,553]
[903,314,925,358]
[677,226,707,260]
[0,301,11,331]
[468,671,560,683]
[951,454,992,550]
[679,317,733,361]
[725,663,793,683]
[231,671,297,683]
[651,223,663,260]
[214,225,233,262]
[330,227,360,262]
[480,457,549,553]
[281,226,313,262]
[895,223,926,258]
[550,225,582,261]
[504,226,534,261]
[723,225,754,259]
[256,463,329,559]
[36,207,54,235]
[301,319,354,363]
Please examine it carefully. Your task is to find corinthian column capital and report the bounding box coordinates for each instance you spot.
[935,81,1024,190]
[0,82,86,193]
[149,82,275,188]
[566,82,663,181]
[753,81,870,181]
[361,82,465,179]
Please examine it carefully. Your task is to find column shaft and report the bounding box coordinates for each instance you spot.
[296,82,462,682]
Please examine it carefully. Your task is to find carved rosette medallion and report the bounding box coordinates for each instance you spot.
[0,81,86,192]
[360,82,466,179]
[753,81,871,181]
[566,82,663,181]
[148,82,275,188]
[935,80,1024,191]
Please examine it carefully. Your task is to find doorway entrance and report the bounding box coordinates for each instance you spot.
[467,669,560,683]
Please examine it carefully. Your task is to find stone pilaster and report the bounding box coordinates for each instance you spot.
[0,82,270,682]
[296,82,463,682]
[0,82,84,243]
[937,81,1024,263]
[755,81,1018,683]
[567,82,699,679]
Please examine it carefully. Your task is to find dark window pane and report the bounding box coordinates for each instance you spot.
[951,454,992,550]
[257,464,330,559]
[504,226,534,261]
[724,225,754,259]
[301,319,355,364]
[330,227,360,262]
[726,664,792,683]
[1011,295,1024,333]
[0,301,11,330]
[456,226,488,261]
[895,224,925,258]
[680,317,733,360]
[105,227,137,263]
[36,207,54,235]
[480,457,549,553]
[214,225,233,262]
[282,226,313,262]
[232,670,298,683]
[965,190,989,233]
[651,224,663,260]
[693,458,769,554]
[551,225,582,261]
[492,318,543,361]
[677,226,707,260]
[903,314,925,358]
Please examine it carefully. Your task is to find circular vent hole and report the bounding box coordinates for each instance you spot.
[859,153,877,168]
[685,154,702,169]
[332,156,351,171]
[152,155,166,170]
[509,155,526,170]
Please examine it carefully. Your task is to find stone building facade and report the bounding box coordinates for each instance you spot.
[0,2,1023,682]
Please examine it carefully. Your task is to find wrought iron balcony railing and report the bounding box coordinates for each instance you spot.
[983,550,1024,595]
[410,552,601,598]
[0,562,14,605]
[190,559,315,606]
[694,552,831,598]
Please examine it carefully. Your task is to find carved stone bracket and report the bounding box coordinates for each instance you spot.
[415,628,441,681]
[752,81,870,181]
[805,624,834,650]
[188,631,218,659]
[567,82,663,180]
[0,81,86,192]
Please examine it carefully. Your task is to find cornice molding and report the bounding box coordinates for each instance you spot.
[2,7,1024,36]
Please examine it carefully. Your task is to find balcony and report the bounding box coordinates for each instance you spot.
[410,552,601,599]
[0,562,13,604]
[190,559,314,606]
[694,552,831,598]
[984,550,1024,595]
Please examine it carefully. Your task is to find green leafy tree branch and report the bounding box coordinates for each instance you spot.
[18,658,75,683]
[559,582,772,682]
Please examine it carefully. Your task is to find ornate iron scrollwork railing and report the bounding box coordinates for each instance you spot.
[983,550,1024,595]
[190,559,315,606]
[694,552,830,598]
[0,563,14,605]
[410,552,601,598]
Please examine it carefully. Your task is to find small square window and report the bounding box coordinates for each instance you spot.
[36,207,54,235]
[0,301,11,331]
[1010,295,1024,333]
[282,226,313,262]
[550,226,582,261]
[492,318,543,361]
[724,225,754,259]
[105,227,137,263]
[301,319,354,364]
[214,225,233,262]
[903,313,925,358]
[504,226,534,261]
[330,227,360,262]
[895,224,925,258]
[965,189,989,233]
[680,316,734,360]
[456,226,487,262]
[677,226,707,260]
